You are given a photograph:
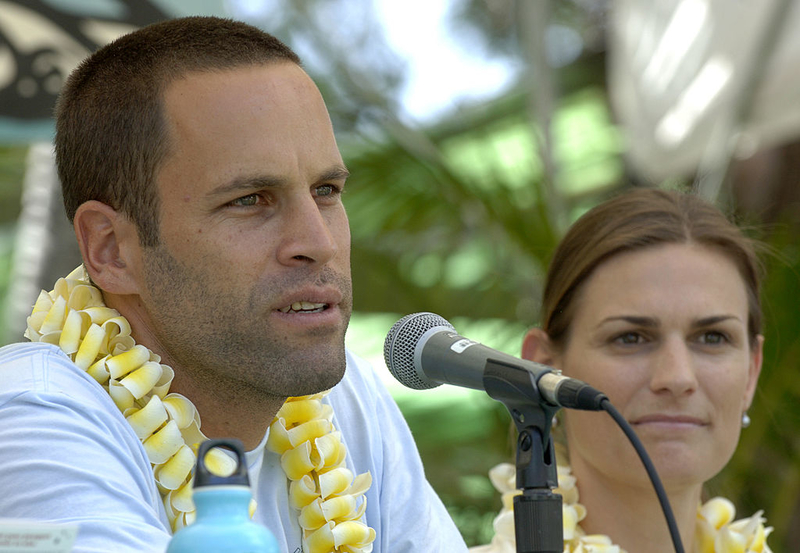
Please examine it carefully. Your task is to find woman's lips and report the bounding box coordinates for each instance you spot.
[631,414,708,427]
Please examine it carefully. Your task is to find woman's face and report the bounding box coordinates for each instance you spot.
[546,243,762,490]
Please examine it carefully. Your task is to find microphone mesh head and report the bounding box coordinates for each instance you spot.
[383,312,455,390]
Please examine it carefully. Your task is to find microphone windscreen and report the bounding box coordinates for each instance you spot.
[383,312,454,390]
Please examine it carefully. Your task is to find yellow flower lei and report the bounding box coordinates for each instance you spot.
[472,462,773,553]
[24,265,376,553]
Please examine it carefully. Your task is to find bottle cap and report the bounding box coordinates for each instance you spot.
[194,438,250,488]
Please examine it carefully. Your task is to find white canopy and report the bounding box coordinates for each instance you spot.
[608,0,800,186]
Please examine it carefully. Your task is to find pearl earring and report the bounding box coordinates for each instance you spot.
[742,411,751,428]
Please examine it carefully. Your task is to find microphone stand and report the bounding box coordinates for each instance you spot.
[483,359,563,553]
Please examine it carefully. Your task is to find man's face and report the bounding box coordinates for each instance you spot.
[136,62,352,398]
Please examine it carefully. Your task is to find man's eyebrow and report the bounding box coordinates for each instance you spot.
[315,166,350,183]
[208,175,286,199]
[208,166,350,199]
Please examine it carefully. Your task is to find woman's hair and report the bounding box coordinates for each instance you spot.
[55,16,301,248]
[541,188,762,348]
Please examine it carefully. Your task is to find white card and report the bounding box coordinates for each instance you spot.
[0,520,77,553]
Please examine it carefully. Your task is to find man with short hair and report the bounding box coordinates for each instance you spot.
[0,16,468,553]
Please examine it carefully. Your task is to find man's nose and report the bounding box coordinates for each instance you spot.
[276,195,338,267]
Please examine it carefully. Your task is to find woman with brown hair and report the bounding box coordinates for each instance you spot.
[472,188,772,553]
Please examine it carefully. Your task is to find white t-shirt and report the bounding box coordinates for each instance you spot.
[0,342,468,552]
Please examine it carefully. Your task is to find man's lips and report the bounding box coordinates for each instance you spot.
[278,301,328,314]
[273,287,343,314]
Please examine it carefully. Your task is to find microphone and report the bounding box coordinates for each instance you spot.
[383,312,606,411]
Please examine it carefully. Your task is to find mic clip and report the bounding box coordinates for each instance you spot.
[482,358,560,490]
[483,358,564,553]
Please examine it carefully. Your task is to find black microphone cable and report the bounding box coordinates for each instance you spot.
[598,398,685,553]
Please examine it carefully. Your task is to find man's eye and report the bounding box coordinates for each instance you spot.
[229,194,260,207]
[316,184,340,197]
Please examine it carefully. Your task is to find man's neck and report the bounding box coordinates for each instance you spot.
[169,368,286,450]
[104,290,285,450]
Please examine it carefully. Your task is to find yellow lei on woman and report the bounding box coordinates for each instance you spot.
[24,266,376,553]
[470,462,772,553]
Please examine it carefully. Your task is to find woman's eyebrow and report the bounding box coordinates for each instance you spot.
[598,315,660,327]
[691,315,741,327]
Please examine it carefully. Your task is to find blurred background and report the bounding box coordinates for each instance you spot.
[1,0,799,548]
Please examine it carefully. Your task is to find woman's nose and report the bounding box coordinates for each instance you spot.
[649,336,699,396]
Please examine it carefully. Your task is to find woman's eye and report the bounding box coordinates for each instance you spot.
[613,332,644,345]
[698,331,728,345]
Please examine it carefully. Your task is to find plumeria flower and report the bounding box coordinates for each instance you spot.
[472,461,774,553]
[695,497,773,553]
[570,534,623,553]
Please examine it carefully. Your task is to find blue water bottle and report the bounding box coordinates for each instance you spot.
[166,438,279,553]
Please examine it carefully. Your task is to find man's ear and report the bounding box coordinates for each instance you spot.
[522,327,558,366]
[73,200,142,295]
